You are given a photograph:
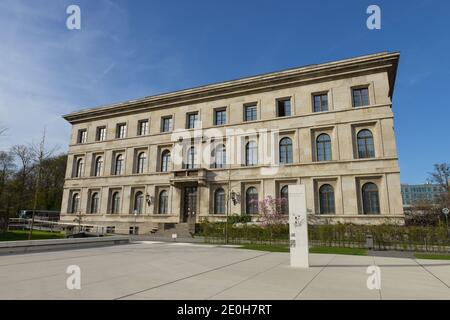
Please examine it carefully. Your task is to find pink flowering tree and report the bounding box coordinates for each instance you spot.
[257,196,288,224]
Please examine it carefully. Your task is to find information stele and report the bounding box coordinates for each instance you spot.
[288,184,309,268]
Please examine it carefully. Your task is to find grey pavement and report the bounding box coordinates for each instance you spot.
[0,241,449,300]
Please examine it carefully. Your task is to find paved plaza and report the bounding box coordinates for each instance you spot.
[0,241,449,300]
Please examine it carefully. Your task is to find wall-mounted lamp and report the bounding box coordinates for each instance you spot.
[145,194,154,206]
[231,191,241,206]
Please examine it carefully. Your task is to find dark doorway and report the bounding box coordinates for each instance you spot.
[182,187,197,223]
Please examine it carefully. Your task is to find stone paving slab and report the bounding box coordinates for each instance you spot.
[0,241,448,300]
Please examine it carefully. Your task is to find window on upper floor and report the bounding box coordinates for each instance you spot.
[245,141,258,166]
[357,129,375,159]
[279,137,293,164]
[161,150,171,172]
[75,157,84,177]
[316,134,332,161]
[184,147,197,169]
[161,116,173,133]
[114,154,124,175]
[96,126,106,141]
[277,98,291,117]
[110,192,121,214]
[138,120,149,136]
[212,144,226,169]
[71,193,80,213]
[186,112,199,129]
[214,108,227,126]
[90,192,99,214]
[116,123,127,139]
[244,104,257,122]
[77,129,87,144]
[352,87,369,107]
[94,156,103,177]
[313,93,328,112]
[136,152,147,174]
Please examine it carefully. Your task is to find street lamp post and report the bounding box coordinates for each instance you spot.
[133,209,138,235]
[442,208,449,239]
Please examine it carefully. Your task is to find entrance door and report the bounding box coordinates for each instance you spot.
[183,187,197,223]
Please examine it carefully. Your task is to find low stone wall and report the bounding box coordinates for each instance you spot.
[0,236,130,255]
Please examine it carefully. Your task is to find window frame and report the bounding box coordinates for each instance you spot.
[186,112,199,129]
[77,129,87,144]
[214,107,227,126]
[276,98,292,117]
[279,137,293,164]
[96,126,107,141]
[137,120,149,136]
[244,104,257,122]
[312,92,329,113]
[352,87,370,108]
[116,123,127,139]
[161,116,173,133]
[316,133,332,162]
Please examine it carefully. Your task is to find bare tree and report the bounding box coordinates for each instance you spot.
[0,126,7,137]
[429,163,450,192]
[28,128,57,239]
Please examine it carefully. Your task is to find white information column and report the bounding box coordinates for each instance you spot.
[288,184,309,268]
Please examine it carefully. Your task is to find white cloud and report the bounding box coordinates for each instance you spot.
[0,0,135,151]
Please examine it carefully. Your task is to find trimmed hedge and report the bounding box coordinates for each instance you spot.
[199,221,450,250]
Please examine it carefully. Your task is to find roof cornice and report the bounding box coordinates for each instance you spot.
[63,51,400,124]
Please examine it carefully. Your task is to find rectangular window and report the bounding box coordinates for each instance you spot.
[138,120,149,136]
[277,98,291,117]
[77,129,87,144]
[116,123,127,139]
[352,87,369,107]
[161,116,173,132]
[244,104,257,122]
[186,112,199,129]
[214,108,227,126]
[313,93,328,112]
[96,126,106,141]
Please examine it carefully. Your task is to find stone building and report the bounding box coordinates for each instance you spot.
[60,52,404,234]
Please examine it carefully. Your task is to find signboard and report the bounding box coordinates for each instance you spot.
[442,208,449,215]
[288,185,309,268]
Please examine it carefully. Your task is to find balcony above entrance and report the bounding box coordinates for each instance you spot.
[170,168,208,186]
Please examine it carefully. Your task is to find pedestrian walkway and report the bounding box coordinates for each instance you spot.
[0,241,448,299]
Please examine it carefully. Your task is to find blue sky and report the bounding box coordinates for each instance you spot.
[0,0,448,183]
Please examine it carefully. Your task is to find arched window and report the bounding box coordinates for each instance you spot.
[159,190,168,214]
[362,183,380,214]
[94,156,103,177]
[161,150,171,172]
[214,188,226,214]
[316,134,332,161]
[319,184,335,214]
[71,193,80,213]
[246,187,258,214]
[213,144,226,168]
[111,192,120,214]
[280,185,289,214]
[245,141,258,166]
[114,154,124,175]
[279,138,293,164]
[75,158,84,177]
[357,129,375,159]
[185,147,196,169]
[134,191,144,214]
[137,152,147,174]
[90,192,99,214]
